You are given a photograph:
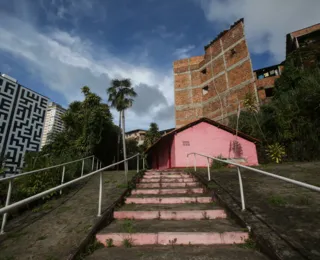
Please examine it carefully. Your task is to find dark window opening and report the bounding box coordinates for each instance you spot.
[201,68,207,74]
[182,141,190,146]
[202,86,209,95]
[231,48,236,55]
[265,88,274,97]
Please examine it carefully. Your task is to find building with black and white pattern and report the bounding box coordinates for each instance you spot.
[0,73,48,174]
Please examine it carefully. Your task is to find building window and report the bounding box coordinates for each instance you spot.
[202,86,209,95]
[182,141,190,146]
[201,68,207,74]
[265,87,274,97]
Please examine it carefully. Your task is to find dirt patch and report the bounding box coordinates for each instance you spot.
[0,171,136,260]
[189,162,320,260]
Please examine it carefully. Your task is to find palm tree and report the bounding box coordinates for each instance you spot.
[107,79,137,182]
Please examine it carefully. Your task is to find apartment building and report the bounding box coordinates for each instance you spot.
[40,102,66,148]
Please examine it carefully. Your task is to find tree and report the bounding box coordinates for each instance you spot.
[107,79,137,182]
[145,122,161,148]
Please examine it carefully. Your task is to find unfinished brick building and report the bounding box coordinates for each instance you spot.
[174,19,259,128]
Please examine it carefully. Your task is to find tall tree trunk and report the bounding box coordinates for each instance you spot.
[121,110,128,183]
[116,112,121,170]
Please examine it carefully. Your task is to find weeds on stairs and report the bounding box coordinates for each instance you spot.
[76,238,104,260]
[106,238,114,248]
[237,237,258,250]
[122,238,133,248]
[121,219,135,233]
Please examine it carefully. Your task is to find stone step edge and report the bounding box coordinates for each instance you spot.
[114,209,226,220]
[96,232,248,246]
[131,188,204,195]
[125,197,212,204]
[136,183,200,188]
[140,179,196,183]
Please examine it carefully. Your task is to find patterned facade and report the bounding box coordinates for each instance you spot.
[0,74,48,174]
[174,19,258,128]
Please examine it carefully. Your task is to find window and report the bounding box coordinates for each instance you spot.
[182,141,190,146]
[231,48,236,55]
[201,68,207,74]
[202,86,209,95]
[265,87,274,97]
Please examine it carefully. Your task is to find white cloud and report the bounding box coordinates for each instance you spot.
[198,0,320,62]
[173,45,195,59]
[0,14,175,130]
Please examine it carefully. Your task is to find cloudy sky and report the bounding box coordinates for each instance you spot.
[0,0,319,131]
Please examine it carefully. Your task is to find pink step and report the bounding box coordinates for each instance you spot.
[140,178,195,183]
[145,172,190,177]
[125,197,212,204]
[143,175,191,179]
[114,210,226,220]
[136,182,199,188]
[131,188,204,195]
[96,232,248,246]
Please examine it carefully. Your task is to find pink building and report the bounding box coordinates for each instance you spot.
[146,118,259,169]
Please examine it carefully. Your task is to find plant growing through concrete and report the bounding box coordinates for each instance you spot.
[202,211,209,220]
[122,219,135,233]
[106,238,114,248]
[122,238,133,248]
[169,238,177,249]
[237,237,257,250]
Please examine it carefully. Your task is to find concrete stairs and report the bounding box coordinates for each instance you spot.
[96,171,250,247]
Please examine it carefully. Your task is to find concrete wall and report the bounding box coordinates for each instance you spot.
[174,19,257,128]
[173,122,258,168]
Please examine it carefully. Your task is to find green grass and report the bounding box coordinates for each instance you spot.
[121,219,135,233]
[268,195,287,206]
[116,184,127,189]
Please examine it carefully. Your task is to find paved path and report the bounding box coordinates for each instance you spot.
[0,171,135,260]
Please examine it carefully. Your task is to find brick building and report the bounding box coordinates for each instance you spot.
[174,19,258,128]
[174,20,320,127]
[254,23,320,104]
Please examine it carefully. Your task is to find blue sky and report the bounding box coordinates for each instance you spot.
[0,0,319,130]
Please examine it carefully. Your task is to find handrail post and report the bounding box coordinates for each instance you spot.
[96,160,99,171]
[207,157,211,181]
[143,157,145,170]
[91,156,94,171]
[1,180,12,234]
[97,171,103,217]
[99,161,102,169]
[237,167,246,211]
[81,159,84,177]
[193,154,197,172]
[137,154,139,173]
[60,166,66,195]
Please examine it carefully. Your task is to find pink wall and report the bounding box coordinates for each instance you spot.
[174,122,258,167]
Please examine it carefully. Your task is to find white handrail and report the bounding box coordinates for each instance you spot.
[0,153,142,234]
[187,152,320,211]
[0,155,95,182]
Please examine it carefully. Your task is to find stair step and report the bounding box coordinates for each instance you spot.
[136,182,199,188]
[143,174,192,179]
[145,172,190,176]
[125,196,212,204]
[97,232,248,246]
[86,245,269,260]
[96,219,248,246]
[140,178,196,183]
[114,209,226,220]
[131,188,204,195]
[120,203,219,211]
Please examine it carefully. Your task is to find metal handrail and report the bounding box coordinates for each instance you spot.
[187,152,320,211]
[0,153,144,234]
[0,155,95,182]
